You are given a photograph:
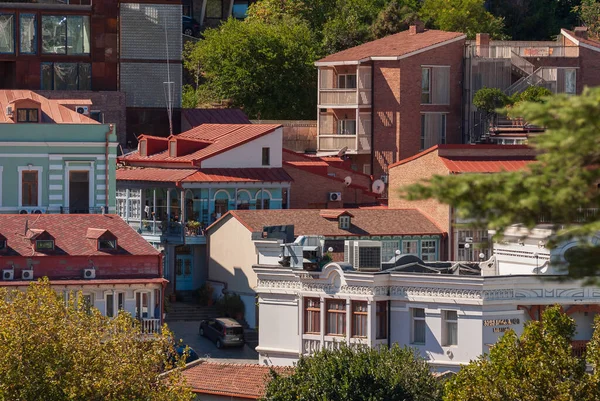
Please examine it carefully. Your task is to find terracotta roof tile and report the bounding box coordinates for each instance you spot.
[218,209,445,237]
[0,90,99,124]
[319,209,354,219]
[116,167,292,183]
[0,278,167,286]
[182,362,290,399]
[440,158,534,173]
[561,29,600,49]
[116,168,197,182]
[0,215,159,257]
[182,108,250,126]
[317,29,465,63]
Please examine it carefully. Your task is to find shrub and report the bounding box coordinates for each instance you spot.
[512,85,552,104]
[215,293,245,319]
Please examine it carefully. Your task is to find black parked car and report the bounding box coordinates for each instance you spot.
[182,16,201,37]
[199,317,245,349]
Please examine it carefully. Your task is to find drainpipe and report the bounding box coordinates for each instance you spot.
[105,124,114,212]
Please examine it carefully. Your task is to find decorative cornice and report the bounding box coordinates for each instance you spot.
[390,286,482,299]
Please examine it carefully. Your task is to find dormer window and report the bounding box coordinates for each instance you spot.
[139,140,147,157]
[36,239,54,251]
[17,108,38,123]
[98,239,117,250]
[169,141,177,157]
[339,215,351,229]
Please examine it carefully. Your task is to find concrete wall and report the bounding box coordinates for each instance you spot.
[202,129,283,168]
[257,293,300,366]
[252,120,317,153]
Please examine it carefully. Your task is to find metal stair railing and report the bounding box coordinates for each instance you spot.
[510,51,534,77]
[504,67,547,97]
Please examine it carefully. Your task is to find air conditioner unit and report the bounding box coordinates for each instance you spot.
[2,269,14,281]
[6,105,13,116]
[344,240,382,271]
[329,192,342,202]
[83,268,96,279]
[18,207,46,215]
[75,106,90,115]
[21,270,34,280]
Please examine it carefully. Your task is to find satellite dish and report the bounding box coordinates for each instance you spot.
[344,176,352,186]
[372,179,385,194]
[336,146,348,157]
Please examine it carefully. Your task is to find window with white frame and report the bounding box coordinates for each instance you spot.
[420,240,437,261]
[337,119,357,135]
[381,240,399,262]
[337,74,357,89]
[421,66,450,104]
[304,298,320,334]
[376,301,387,339]
[82,293,94,314]
[411,308,426,344]
[442,310,458,346]
[421,113,446,150]
[402,240,418,255]
[105,292,125,318]
[21,169,39,207]
[351,301,368,338]
[564,68,576,95]
[338,215,350,229]
[326,299,346,336]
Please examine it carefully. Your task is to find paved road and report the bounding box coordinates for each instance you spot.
[167,320,259,364]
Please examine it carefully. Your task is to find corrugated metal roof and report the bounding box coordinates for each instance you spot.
[440,158,534,173]
[0,90,98,124]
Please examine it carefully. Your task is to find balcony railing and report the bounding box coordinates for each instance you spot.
[130,219,183,237]
[319,89,371,106]
[140,318,161,334]
[471,45,579,58]
[318,135,371,153]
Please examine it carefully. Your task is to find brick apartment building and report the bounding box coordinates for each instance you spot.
[183,0,256,27]
[0,0,182,146]
[314,24,600,185]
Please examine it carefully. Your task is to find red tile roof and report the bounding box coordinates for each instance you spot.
[215,208,445,237]
[120,124,281,165]
[317,29,465,64]
[0,90,99,124]
[182,362,290,399]
[182,168,292,183]
[561,29,600,49]
[319,209,354,219]
[440,158,534,173]
[0,215,159,257]
[116,168,198,183]
[116,167,292,183]
[182,108,250,127]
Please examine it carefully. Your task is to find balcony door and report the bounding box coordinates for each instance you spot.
[175,246,194,291]
[69,171,89,213]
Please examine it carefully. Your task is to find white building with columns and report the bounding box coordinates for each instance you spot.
[253,234,600,370]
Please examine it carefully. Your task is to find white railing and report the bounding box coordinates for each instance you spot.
[474,45,579,58]
[141,318,161,334]
[302,338,321,355]
[318,135,356,151]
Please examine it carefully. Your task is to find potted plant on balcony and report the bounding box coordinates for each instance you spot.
[142,220,152,232]
[186,220,201,236]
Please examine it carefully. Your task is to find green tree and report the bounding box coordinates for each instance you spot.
[444,306,597,401]
[0,279,192,401]
[473,87,511,114]
[420,0,506,39]
[401,87,600,277]
[184,16,320,119]
[372,0,421,39]
[511,85,553,105]
[574,0,600,39]
[262,343,442,401]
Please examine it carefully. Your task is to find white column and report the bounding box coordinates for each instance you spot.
[286,186,291,209]
[367,300,373,345]
[180,189,185,222]
[355,107,360,151]
[166,189,171,221]
[319,296,325,349]
[125,189,130,221]
[346,298,352,345]
[298,295,304,355]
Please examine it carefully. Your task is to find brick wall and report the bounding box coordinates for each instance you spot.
[284,164,378,209]
[371,38,465,177]
[388,149,451,237]
[579,47,600,92]
[36,90,127,145]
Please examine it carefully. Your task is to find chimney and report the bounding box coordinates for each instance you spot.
[574,26,588,39]
[476,33,490,57]
[409,21,425,35]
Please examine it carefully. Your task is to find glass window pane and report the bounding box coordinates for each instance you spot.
[41,63,53,89]
[414,320,425,343]
[67,16,90,55]
[54,63,78,90]
[78,63,91,90]
[20,14,36,54]
[106,294,114,317]
[42,16,66,54]
[0,14,15,54]
[413,308,425,318]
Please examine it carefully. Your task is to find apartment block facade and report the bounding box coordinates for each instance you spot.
[0,0,182,145]
[315,25,600,183]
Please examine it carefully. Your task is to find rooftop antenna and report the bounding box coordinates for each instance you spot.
[163,11,175,136]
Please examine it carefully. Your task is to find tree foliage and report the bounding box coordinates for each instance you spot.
[400,87,600,277]
[511,85,553,105]
[262,343,442,401]
[420,0,506,39]
[184,17,319,119]
[0,279,192,401]
[473,87,511,114]
[444,306,598,401]
[574,0,600,39]
[372,0,420,39]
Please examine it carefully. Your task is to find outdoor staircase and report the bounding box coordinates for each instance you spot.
[165,302,219,322]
